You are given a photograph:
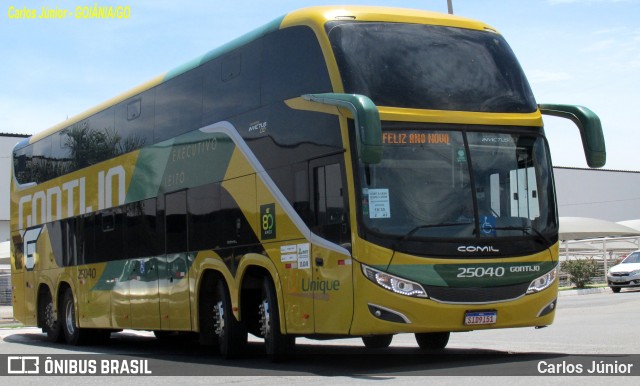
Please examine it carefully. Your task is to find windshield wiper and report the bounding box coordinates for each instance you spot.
[491,226,553,248]
[393,222,471,251]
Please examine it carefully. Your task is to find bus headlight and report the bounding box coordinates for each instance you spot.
[362,264,428,298]
[526,265,558,294]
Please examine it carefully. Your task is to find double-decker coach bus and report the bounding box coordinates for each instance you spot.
[10,6,605,360]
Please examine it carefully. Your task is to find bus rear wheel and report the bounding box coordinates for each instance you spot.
[259,276,294,361]
[212,279,246,359]
[415,332,450,350]
[61,288,92,345]
[39,290,63,343]
[362,334,393,349]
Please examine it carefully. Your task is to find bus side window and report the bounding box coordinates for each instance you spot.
[94,208,123,263]
[125,198,161,258]
[165,191,188,254]
[187,182,221,251]
[312,161,349,245]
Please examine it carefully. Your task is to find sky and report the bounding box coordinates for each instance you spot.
[1,0,638,170]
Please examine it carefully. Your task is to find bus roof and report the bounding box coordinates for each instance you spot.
[23,6,492,146]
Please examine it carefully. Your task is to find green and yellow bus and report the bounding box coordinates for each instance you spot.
[10,6,605,359]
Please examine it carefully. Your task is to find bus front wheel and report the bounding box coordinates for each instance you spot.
[259,276,294,361]
[415,332,450,350]
[362,334,393,349]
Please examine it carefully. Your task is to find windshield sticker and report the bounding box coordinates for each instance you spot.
[382,131,450,145]
[280,243,310,269]
[368,189,391,219]
[297,243,311,269]
[480,215,497,236]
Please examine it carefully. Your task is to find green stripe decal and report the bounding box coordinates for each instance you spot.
[385,261,557,288]
[126,129,236,203]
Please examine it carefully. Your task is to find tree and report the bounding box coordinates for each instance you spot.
[561,258,598,289]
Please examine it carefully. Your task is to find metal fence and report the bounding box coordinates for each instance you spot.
[559,258,613,288]
[0,272,11,306]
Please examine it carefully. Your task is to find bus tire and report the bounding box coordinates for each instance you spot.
[39,290,63,343]
[61,287,91,345]
[259,276,294,362]
[415,332,450,350]
[362,334,393,349]
[212,279,247,359]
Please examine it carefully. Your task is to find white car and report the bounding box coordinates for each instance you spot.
[607,250,640,293]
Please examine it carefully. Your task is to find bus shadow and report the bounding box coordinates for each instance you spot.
[2,329,608,376]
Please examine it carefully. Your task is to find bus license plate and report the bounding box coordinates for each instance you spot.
[464,311,497,325]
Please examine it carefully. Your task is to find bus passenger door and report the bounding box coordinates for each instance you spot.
[309,157,353,334]
[159,191,192,330]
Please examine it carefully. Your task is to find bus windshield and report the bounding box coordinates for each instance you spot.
[358,126,557,254]
[328,21,537,113]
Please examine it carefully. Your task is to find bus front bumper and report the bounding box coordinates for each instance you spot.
[350,263,558,335]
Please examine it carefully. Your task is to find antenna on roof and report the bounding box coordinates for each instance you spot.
[447,0,454,14]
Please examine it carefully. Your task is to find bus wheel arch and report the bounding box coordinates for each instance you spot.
[60,286,95,345]
[238,266,269,337]
[258,274,295,361]
[198,270,247,358]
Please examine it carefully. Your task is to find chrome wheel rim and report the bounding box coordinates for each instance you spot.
[65,299,75,335]
[259,299,270,338]
[213,300,225,338]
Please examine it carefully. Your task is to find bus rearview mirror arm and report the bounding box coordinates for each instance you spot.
[302,93,383,164]
[539,104,606,168]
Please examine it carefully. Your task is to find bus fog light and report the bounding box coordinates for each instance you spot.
[527,265,558,294]
[362,264,428,298]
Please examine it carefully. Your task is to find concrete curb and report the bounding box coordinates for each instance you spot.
[558,287,611,296]
[0,305,17,326]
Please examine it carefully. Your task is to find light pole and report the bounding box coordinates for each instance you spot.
[447,0,454,14]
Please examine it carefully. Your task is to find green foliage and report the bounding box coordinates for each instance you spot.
[561,258,598,289]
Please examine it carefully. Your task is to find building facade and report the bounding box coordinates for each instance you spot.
[554,167,640,222]
[1,134,29,243]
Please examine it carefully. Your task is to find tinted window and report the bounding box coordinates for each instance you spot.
[188,183,221,251]
[60,107,116,171]
[77,213,95,266]
[155,70,203,143]
[328,22,537,113]
[203,41,262,124]
[165,190,188,253]
[13,144,33,184]
[115,89,155,153]
[312,160,349,245]
[235,104,343,171]
[51,130,72,178]
[125,199,161,258]
[261,26,332,104]
[219,185,256,248]
[94,208,124,263]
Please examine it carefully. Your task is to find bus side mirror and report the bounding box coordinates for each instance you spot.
[539,104,606,168]
[302,93,383,164]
